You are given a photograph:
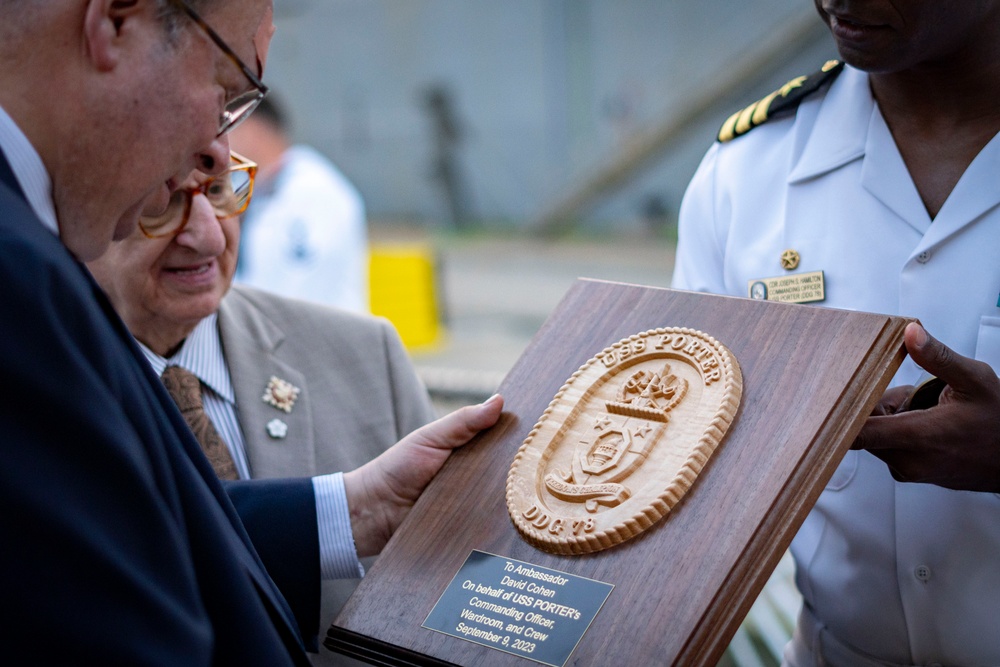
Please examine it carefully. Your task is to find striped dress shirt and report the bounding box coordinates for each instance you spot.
[139,316,362,579]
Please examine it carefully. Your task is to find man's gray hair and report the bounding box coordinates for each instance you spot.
[156,0,214,37]
[0,0,217,53]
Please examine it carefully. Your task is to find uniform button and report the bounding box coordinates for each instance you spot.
[914,565,932,582]
[916,251,931,263]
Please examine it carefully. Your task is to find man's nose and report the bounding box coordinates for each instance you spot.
[175,194,227,256]
[198,135,231,176]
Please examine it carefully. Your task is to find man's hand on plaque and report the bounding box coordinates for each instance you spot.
[344,394,504,557]
[853,323,1000,493]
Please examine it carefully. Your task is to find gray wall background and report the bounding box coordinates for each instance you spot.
[265,0,837,231]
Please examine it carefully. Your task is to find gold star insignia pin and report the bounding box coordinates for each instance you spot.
[781,249,800,271]
[262,376,300,413]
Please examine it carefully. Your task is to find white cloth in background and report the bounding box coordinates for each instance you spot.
[237,145,368,313]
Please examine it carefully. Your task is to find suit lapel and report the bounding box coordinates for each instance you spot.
[78,245,307,656]
[1,150,307,659]
[218,292,318,479]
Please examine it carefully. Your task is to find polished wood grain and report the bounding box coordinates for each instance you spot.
[328,280,910,666]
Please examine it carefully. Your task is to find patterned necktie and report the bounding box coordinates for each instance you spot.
[160,365,239,480]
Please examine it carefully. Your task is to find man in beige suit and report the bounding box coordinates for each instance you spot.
[87,153,435,665]
[219,286,433,479]
[219,287,434,666]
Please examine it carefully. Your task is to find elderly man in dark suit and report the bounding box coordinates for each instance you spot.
[0,1,502,664]
[87,153,437,665]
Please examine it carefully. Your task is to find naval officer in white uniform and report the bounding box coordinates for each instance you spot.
[674,1,1000,664]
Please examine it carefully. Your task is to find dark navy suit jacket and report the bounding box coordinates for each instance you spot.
[0,155,321,665]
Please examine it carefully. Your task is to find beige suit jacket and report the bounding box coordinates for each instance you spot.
[218,285,435,665]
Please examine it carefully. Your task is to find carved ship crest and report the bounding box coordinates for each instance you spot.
[506,328,742,555]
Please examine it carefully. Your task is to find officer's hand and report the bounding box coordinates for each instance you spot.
[853,323,1000,492]
[344,394,504,557]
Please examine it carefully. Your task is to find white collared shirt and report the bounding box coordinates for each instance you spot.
[139,314,362,579]
[0,104,59,234]
[139,315,251,478]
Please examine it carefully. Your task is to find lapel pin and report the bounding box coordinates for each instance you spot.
[263,376,300,413]
[266,418,288,439]
[780,249,800,270]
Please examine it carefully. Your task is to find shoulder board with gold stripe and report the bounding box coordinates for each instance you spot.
[717,60,844,143]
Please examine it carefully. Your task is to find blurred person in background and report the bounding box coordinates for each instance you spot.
[87,152,435,665]
[230,94,368,312]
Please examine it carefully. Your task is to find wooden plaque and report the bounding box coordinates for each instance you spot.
[327,280,910,666]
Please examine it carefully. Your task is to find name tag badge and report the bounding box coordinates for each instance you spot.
[748,270,825,304]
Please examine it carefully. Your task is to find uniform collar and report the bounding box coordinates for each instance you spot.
[787,65,872,184]
[787,63,1000,241]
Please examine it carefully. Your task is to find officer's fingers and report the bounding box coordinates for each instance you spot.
[872,385,912,416]
[851,409,931,452]
[904,323,991,396]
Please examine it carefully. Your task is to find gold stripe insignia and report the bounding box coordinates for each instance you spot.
[718,60,843,143]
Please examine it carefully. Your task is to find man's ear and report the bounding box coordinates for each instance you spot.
[83,0,145,72]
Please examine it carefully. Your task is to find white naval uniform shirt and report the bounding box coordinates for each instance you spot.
[236,145,368,313]
[674,65,1000,666]
[140,315,363,580]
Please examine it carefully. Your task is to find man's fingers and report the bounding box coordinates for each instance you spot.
[411,394,504,451]
[905,323,981,394]
[872,386,912,416]
[853,410,929,452]
[344,395,504,556]
[464,393,505,432]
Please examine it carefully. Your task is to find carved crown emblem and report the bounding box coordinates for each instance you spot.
[506,328,742,555]
[606,363,687,422]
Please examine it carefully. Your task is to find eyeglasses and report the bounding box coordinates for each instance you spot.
[170,0,269,136]
[139,152,258,238]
